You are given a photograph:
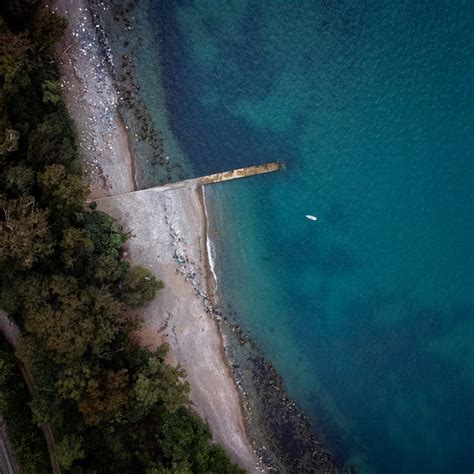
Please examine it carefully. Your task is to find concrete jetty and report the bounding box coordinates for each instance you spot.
[93,162,281,201]
[197,161,280,185]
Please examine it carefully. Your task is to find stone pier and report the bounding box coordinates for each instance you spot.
[92,162,281,201]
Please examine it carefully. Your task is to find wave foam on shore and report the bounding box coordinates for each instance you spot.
[202,188,219,292]
[52,0,262,470]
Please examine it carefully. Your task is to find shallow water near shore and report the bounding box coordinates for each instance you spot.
[101,0,473,472]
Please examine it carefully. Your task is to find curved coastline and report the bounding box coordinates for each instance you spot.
[51,0,339,471]
[48,0,474,471]
[52,0,260,470]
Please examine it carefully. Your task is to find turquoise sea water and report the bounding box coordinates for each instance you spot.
[142,1,473,472]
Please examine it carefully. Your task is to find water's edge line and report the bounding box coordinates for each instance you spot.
[78,2,264,467]
[197,185,266,470]
[86,0,139,193]
[201,187,219,293]
[76,2,338,471]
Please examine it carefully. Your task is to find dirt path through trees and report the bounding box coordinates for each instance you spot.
[0,311,60,474]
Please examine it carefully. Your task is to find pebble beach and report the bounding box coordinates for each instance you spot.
[51,0,261,470]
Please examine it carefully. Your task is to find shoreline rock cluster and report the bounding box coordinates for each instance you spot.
[163,191,217,315]
[220,308,339,473]
[89,0,188,186]
[70,1,340,472]
[54,0,260,469]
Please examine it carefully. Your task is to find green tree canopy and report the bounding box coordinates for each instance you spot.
[60,226,94,270]
[3,164,34,194]
[0,195,52,269]
[83,210,127,258]
[0,9,242,473]
[24,275,123,363]
[55,434,85,470]
[133,354,189,416]
[122,265,164,308]
[37,164,86,214]
[0,27,33,95]
[28,112,77,168]
[58,365,130,426]
[0,128,20,155]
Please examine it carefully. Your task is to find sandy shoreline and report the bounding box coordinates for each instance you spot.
[52,0,261,470]
[97,185,259,471]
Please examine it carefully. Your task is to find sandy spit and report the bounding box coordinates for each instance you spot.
[51,0,262,470]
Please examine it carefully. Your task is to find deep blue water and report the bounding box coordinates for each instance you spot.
[145,1,473,472]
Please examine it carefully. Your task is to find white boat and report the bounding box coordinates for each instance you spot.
[306,214,317,221]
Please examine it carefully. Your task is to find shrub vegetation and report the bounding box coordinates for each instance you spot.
[0,2,242,472]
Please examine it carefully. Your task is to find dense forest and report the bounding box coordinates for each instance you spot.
[0,1,242,472]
